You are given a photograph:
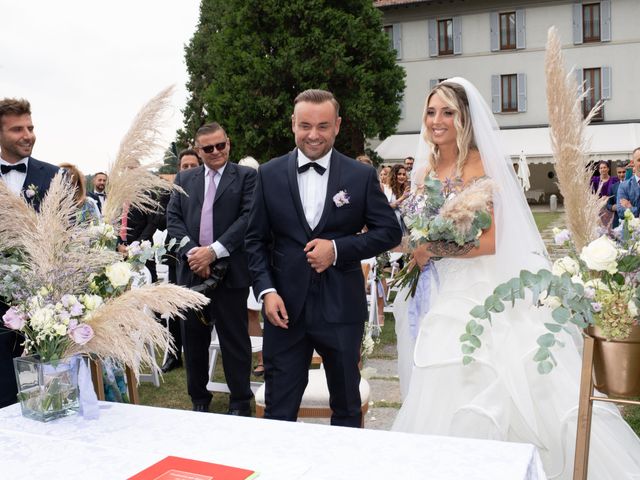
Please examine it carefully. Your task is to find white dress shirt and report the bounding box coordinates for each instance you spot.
[0,156,28,195]
[297,150,331,229]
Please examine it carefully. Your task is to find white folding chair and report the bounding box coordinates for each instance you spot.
[207,327,264,395]
[134,266,161,387]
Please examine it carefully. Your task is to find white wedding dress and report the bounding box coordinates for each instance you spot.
[392,77,640,480]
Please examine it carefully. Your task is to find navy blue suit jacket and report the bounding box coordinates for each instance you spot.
[21,157,60,211]
[616,177,640,217]
[166,162,257,289]
[245,149,402,325]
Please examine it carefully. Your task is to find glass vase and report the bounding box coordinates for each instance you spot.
[13,355,80,422]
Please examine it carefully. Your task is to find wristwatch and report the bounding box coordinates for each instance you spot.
[207,244,215,258]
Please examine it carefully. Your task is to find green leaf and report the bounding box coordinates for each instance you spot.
[617,255,640,272]
[470,305,488,319]
[494,283,512,299]
[484,294,504,313]
[544,322,562,333]
[533,347,550,362]
[461,344,475,354]
[612,273,625,286]
[552,306,570,324]
[537,333,556,348]
[520,270,540,287]
[462,355,474,365]
[460,333,474,343]
[538,269,553,291]
[470,322,484,336]
[537,360,554,374]
[468,335,481,348]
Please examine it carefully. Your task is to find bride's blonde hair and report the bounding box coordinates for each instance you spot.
[423,82,476,177]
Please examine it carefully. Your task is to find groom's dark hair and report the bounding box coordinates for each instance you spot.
[0,98,31,126]
[294,89,340,116]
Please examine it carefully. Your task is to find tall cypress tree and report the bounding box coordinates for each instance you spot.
[179,0,405,162]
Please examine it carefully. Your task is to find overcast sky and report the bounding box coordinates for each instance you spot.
[0,0,201,175]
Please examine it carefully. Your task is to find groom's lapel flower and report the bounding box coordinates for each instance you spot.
[24,184,38,199]
[333,190,350,208]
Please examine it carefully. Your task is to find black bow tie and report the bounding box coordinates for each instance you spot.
[297,161,326,176]
[1,163,27,175]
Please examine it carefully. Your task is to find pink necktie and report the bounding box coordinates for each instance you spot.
[199,170,217,246]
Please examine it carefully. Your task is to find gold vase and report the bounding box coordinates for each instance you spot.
[586,325,640,398]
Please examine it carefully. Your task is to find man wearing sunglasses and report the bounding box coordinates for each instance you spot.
[167,122,256,415]
[246,89,401,428]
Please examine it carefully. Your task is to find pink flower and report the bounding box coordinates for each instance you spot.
[3,308,25,330]
[69,324,94,345]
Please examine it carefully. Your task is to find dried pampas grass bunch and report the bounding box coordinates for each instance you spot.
[65,284,208,375]
[102,85,177,226]
[545,27,605,251]
[439,177,495,238]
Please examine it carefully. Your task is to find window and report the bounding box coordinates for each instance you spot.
[384,24,402,60]
[583,3,601,42]
[573,2,610,44]
[438,19,453,55]
[500,12,516,50]
[501,74,518,112]
[583,68,603,121]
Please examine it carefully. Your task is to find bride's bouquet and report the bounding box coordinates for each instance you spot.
[393,174,494,297]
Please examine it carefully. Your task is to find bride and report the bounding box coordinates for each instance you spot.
[392,78,640,479]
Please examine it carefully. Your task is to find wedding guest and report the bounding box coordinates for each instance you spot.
[606,165,627,228]
[161,149,202,374]
[590,161,618,197]
[245,89,401,427]
[389,164,410,231]
[167,123,256,415]
[379,165,393,201]
[404,156,414,173]
[88,172,108,213]
[59,162,101,224]
[617,147,640,218]
[0,97,59,408]
[238,155,264,376]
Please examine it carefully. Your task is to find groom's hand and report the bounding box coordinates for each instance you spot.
[304,239,335,273]
[264,292,289,329]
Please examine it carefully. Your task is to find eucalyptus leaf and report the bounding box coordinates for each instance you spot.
[537,360,553,374]
[462,355,474,365]
[470,305,488,319]
[537,333,556,348]
[552,306,570,324]
[533,347,550,362]
[461,344,475,354]
[468,335,481,348]
[484,295,504,313]
[544,322,562,333]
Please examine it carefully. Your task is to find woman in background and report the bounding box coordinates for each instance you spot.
[59,162,101,224]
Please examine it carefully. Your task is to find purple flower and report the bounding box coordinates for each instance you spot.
[70,302,84,317]
[69,324,94,345]
[2,308,25,330]
[553,229,571,245]
[591,302,602,313]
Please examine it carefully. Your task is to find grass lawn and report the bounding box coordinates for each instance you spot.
[532,211,562,231]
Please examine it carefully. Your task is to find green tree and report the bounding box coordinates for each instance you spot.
[180,0,405,162]
[158,143,179,174]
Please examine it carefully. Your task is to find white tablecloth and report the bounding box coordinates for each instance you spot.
[0,402,547,479]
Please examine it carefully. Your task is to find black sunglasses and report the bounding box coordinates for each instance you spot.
[197,142,227,154]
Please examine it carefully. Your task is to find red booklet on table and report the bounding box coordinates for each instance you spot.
[128,455,259,480]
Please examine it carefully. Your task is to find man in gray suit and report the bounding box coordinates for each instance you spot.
[617,147,640,218]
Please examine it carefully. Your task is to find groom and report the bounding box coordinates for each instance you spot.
[245,89,401,427]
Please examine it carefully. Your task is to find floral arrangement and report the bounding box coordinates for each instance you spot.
[394,174,494,296]
[462,215,640,373]
[333,190,350,208]
[0,86,207,373]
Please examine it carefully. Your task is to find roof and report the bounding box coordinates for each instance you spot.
[373,0,430,7]
[375,123,640,163]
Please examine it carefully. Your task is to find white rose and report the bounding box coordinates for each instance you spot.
[552,256,580,276]
[105,261,133,288]
[629,299,639,318]
[53,323,68,336]
[81,294,103,312]
[579,235,619,274]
